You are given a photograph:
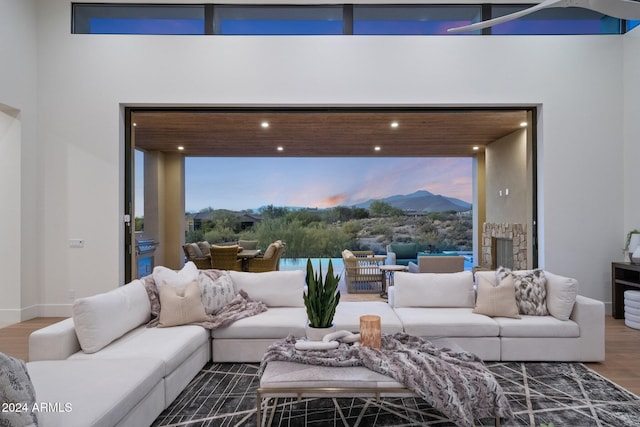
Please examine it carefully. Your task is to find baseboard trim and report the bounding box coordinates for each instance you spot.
[0,304,72,325]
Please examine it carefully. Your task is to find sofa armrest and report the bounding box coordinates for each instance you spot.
[29,318,80,361]
[570,295,605,361]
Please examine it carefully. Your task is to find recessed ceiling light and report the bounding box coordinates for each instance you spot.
[472,146,480,151]
[374,146,382,151]
[261,121,270,128]
[133,123,137,127]
[520,122,528,127]
[277,146,284,152]
[178,146,185,151]
[391,121,399,128]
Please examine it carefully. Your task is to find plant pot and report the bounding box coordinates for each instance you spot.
[305,323,336,342]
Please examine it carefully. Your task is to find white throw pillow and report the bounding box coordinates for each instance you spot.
[72,280,151,353]
[393,271,475,308]
[229,270,305,307]
[153,262,198,293]
[199,272,237,314]
[544,271,578,321]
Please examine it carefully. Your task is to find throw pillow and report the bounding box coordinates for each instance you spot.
[153,261,198,293]
[545,271,578,321]
[0,352,37,427]
[473,275,520,318]
[197,241,211,256]
[158,280,209,327]
[199,272,237,315]
[497,267,549,316]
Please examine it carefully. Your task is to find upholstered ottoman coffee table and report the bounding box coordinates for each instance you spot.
[257,338,504,426]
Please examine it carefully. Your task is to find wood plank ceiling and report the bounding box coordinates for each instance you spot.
[132,108,530,157]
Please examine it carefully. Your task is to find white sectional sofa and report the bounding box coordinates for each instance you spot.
[26,267,605,426]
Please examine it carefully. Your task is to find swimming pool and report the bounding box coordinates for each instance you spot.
[280,255,473,273]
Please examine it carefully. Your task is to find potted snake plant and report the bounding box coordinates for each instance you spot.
[303,258,341,341]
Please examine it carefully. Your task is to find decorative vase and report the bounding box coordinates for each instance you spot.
[305,323,336,342]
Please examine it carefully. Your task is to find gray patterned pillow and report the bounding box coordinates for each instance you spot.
[199,272,237,315]
[496,267,548,316]
[0,352,37,427]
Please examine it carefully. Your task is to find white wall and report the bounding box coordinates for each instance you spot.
[0,0,39,323]
[1,0,631,317]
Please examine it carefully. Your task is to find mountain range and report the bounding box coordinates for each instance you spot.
[354,190,471,213]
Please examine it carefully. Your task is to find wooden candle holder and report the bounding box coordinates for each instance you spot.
[360,315,381,349]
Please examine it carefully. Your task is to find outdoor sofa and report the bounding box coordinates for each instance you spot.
[25,267,604,426]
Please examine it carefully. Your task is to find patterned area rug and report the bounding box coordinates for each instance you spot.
[152,362,640,427]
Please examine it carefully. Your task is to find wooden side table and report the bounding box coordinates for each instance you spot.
[611,262,640,318]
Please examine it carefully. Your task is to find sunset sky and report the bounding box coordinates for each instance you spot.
[134,153,472,215]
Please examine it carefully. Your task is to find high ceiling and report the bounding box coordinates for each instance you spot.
[131,108,531,157]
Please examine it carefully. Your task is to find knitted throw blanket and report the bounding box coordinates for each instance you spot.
[259,333,512,427]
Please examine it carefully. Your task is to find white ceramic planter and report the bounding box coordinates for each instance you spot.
[305,323,336,342]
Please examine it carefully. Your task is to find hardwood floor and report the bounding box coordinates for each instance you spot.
[1,314,639,395]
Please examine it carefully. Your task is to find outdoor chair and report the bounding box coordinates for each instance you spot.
[246,240,285,273]
[182,242,212,269]
[210,244,243,271]
[342,249,386,294]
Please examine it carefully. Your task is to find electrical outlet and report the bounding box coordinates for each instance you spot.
[68,289,75,300]
[69,239,84,248]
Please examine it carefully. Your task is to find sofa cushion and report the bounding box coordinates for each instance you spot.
[72,280,151,353]
[229,270,305,307]
[184,243,203,259]
[27,358,164,427]
[199,272,237,315]
[545,272,578,321]
[211,307,308,339]
[393,271,475,308]
[473,275,520,319]
[69,324,208,377]
[197,241,211,256]
[497,267,549,316]
[0,352,37,427]
[394,307,500,337]
[153,262,198,293]
[158,281,209,327]
[333,302,404,334]
[494,316,579,338]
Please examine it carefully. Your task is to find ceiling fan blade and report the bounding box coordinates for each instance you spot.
[447,0,565,33]
[585,0,640,20]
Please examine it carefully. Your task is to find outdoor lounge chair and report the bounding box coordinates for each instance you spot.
[342,249,386,294]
